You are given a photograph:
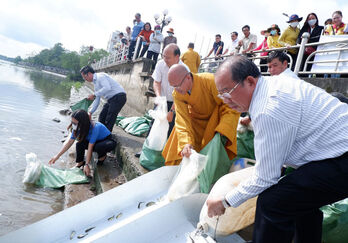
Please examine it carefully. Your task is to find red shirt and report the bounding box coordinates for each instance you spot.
[138,30,154,43]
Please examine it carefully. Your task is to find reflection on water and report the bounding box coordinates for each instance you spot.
[0,61,74,235]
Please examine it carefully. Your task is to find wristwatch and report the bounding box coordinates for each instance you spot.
[222,196,231,209]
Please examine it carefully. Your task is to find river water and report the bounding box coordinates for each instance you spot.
[0,61,85,235]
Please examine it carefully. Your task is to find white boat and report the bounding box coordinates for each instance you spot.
[0,166,245,243]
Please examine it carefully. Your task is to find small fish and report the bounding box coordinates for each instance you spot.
[138,202,144,209]
[146,201,156,207]
[85,227,95,233]
[70,231,76,240]
[116,212,122,219]
[77,233,88,239]
[10,137,22,141]
[107,215,115,221]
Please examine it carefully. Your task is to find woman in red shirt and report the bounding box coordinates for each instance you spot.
[137,22,154,57]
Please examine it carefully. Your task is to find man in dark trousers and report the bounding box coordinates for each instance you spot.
[80,65,127,132]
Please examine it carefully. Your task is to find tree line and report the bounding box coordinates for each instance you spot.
[14,43,108,81]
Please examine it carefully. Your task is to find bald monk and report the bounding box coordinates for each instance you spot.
[162,64,240,165]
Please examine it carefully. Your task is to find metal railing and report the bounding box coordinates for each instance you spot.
[199,33,348,76]
[92,44,130,70]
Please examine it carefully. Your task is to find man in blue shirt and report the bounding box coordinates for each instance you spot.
[127,13,144,60]
[80,65,127,132]
[205,34,224,59]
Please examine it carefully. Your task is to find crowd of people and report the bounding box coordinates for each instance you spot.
[47,10,348,243]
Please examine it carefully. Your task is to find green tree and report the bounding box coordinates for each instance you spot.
[13,56,22,64]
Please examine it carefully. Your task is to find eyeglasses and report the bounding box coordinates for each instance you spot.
[217,82,240,100]
[173,73,188,88]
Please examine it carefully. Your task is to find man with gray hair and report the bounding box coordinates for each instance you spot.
[206,56,348,242]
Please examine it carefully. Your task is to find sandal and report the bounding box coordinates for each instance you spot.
[75,161,85,168]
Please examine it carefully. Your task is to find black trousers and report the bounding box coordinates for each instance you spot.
[146,51,159,70]
[99,93,127,132]
[75,135,116,163]
[259,58,268,73]
[139,44,149,58]
[127,40,138,60]
[147,101,175,139]
[253,151,348,243]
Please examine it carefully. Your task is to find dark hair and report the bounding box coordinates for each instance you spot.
[188,42,194,48]
[135,13,141,18]
[231,31,238,36]
[80,65,95,74]
[218,56,260,84]
[333,10,342,17]
[331,92,348,104]
[215,34,221,38]
[143,22,152,31]
[304,13,319,28]
[119,32,124,36]
[71,109,91,142]
[325,18,333,25]
[267,51,290,64]
[242,25,250,31]
[173,46,181,57]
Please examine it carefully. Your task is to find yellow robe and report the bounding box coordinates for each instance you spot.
[181,48,201,73]
[162,73,240,165]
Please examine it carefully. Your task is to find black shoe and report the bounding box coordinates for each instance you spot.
[135,151,141,158]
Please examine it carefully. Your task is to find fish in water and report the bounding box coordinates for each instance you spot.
[85,227,95,233]
[70,231,76,240]
[107,215,115,221]
[52,118,61,123]
[138,202,144,209]
[10,137,22,141]
[77,233,88,239]
[146,201,156,207]
[116,212,122,219]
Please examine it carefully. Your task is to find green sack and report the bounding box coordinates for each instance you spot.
[198,133,232,193]
[139,139,165,171]
[118,117,139,129]
[232,130,255,162]
[70,98,93,112]
[115,116,125,125]
[125,117,150,136]
[35,166,89,188]
[321,198,348,243]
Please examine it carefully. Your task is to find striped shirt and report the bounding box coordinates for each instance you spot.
[89,73,125,114]
[226,75,348,207]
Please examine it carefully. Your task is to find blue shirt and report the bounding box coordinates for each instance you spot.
[131,21,144,41]
[89,72,126,114]
[226,76,348,207]
[213,41,224,55]
[70,122,111,144]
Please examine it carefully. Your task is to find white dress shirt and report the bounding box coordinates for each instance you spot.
[226,75,348,207]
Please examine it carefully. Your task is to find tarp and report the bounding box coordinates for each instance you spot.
[70,98,93,112]
[198,133,232,193]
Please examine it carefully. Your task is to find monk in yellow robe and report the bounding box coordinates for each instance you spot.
[162,64,240,165]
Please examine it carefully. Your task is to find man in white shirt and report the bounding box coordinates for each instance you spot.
[152,43,188,138]
[207,56,348,242]
[80,66,127,132]
[223,31,239,56]
[267,50,298,78]
[237,25,257,57]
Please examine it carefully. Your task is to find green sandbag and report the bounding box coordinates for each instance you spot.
[198,133,232,193]
[118,117,139,129]
[70,98,93,112]
[125,117,150,136]
[321,198,348,243]
[35,166,89,188]
[232,130,255,163]
[139,139,165,171]
[115,116,125,125]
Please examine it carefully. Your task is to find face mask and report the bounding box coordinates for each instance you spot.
[290,22,299,28]
[308,19,317,26]
[270,30,277,36]
[155,30,161,34]
[72,124,78,131]
[168,33,173,37]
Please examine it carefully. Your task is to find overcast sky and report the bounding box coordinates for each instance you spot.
[1,0,347,58]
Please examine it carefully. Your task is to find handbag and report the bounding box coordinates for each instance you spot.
[305,46,316,55]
